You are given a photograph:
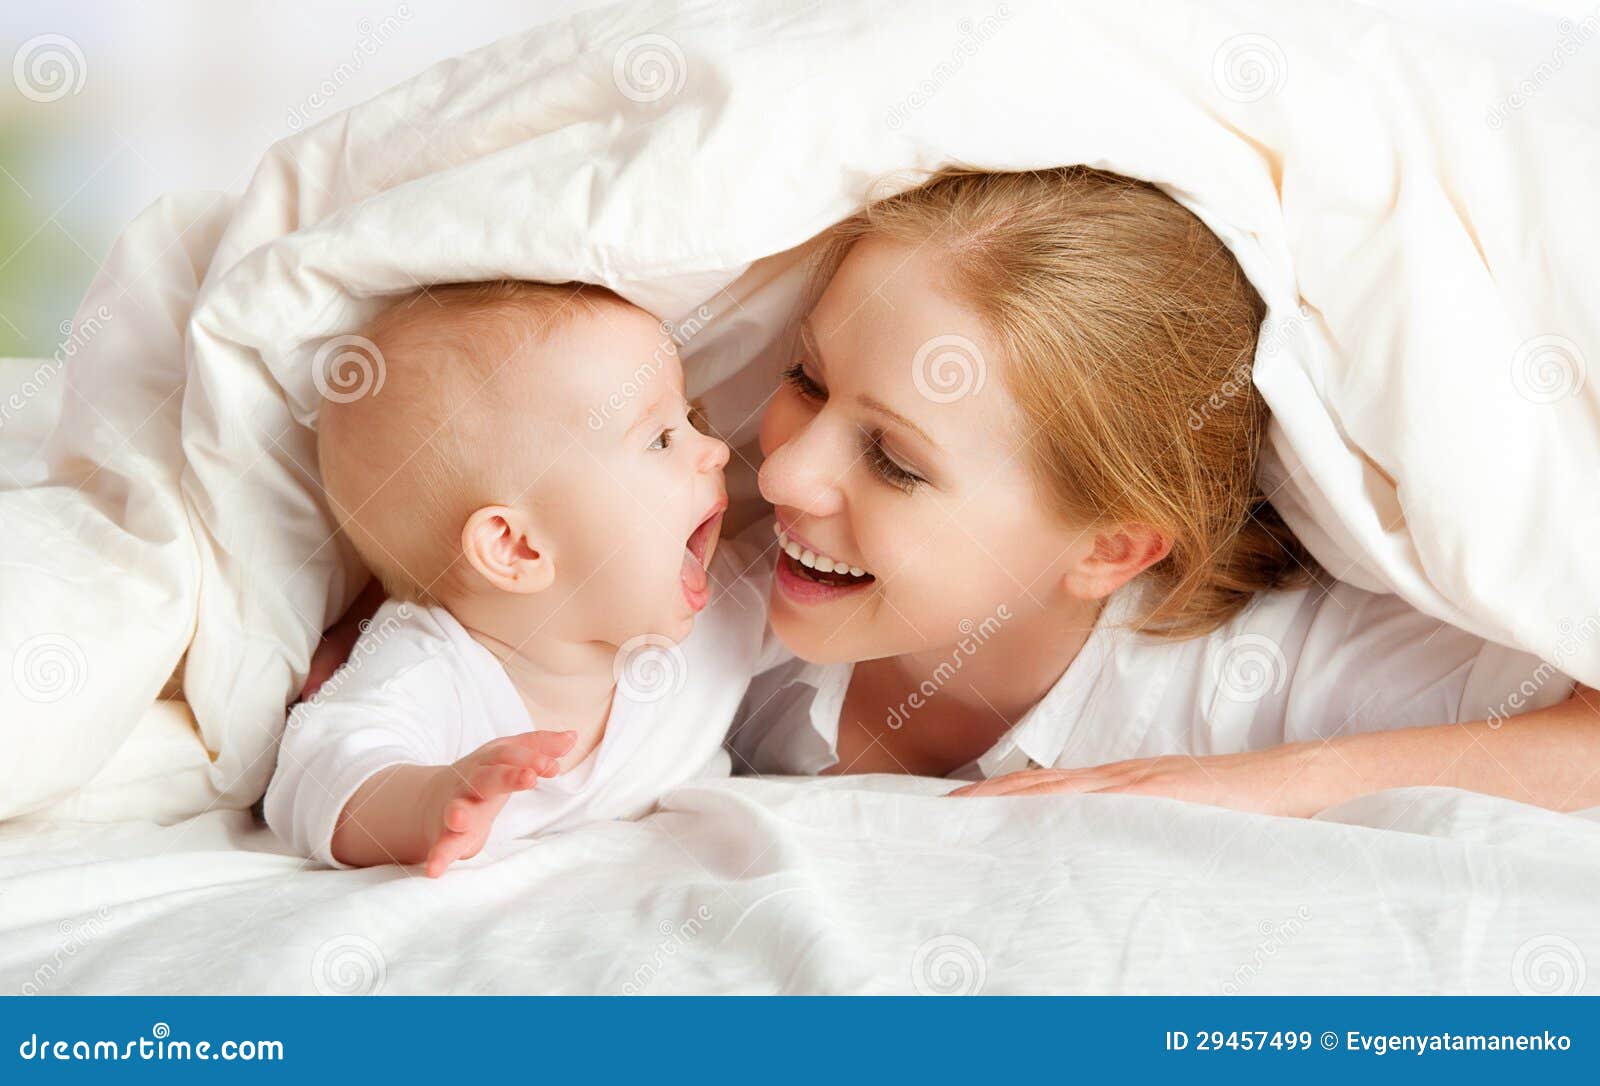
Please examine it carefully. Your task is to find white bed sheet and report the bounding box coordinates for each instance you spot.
[3,779,1597,995]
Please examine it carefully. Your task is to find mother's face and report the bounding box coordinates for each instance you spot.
[757,237,1097,664]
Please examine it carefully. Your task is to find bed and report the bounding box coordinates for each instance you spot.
[3,700,1596,994]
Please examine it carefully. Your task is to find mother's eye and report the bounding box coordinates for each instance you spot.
[864,430,926,494]
[782,361,826,402]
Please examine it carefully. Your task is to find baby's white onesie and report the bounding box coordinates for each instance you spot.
[265,532,781,867]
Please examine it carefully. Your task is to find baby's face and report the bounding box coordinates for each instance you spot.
[507,305,729,645]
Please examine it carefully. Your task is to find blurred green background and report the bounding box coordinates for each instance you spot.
[0,1,605,360]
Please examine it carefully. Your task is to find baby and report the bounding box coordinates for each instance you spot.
[264,280,776,876]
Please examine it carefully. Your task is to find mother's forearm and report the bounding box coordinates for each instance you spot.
[1318,687,1600,812]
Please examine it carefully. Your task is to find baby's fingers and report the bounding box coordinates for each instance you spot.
[424,830,476,878]
[479,745,564,779]
[465,762,543,800]
[470,732,573,774]
[444,794,509,832]
[502,729,579,758]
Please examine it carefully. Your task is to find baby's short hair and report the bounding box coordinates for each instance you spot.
[316,279,626,602]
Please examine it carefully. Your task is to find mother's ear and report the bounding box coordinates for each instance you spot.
[1059,523,1172,601]
[461,505,554,594]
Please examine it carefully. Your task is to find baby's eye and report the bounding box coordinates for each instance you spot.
[647,427,675,451]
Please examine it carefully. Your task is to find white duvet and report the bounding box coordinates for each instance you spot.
[2,759,1597,994]
[0,696,1594,994]
[1,0,1598,996]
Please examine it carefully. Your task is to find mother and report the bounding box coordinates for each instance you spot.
[724,166,1596,815]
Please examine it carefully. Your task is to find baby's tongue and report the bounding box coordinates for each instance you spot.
[680,545,708,597]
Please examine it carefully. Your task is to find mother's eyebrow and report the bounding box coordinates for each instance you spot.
[797,318,825,363]
[858,393,935,446]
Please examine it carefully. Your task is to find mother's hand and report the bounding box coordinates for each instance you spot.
[947,743,1343,818]
[300,579,386,701]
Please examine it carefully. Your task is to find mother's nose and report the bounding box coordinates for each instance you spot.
[758,418,847,519]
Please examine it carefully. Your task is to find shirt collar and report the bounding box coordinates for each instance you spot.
[765,584,1143,779]
[971,586,1147,776]
[774,657,852,776]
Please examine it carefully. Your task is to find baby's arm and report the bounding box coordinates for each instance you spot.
[332,730,577,876]
[265,604,580,876]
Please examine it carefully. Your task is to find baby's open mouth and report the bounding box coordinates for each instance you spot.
[773,522,875,587]
[679,505,724,611]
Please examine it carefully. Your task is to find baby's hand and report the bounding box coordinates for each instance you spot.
[420,730,577,877]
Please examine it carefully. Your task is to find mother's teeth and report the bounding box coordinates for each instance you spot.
[772,523,871,578]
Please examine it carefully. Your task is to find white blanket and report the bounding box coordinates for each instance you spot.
[2,777,1596,994]
[2,0,1597,825]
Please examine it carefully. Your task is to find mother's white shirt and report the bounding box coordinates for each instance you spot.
[729,577,1574,781]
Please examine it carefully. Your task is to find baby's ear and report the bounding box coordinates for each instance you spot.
[1059,523,1172,601]
[460,506,554,594]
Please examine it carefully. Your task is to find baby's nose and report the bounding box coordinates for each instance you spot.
[701,433,730,471]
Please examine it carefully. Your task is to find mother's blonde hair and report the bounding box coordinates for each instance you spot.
[808,166,1313,639]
